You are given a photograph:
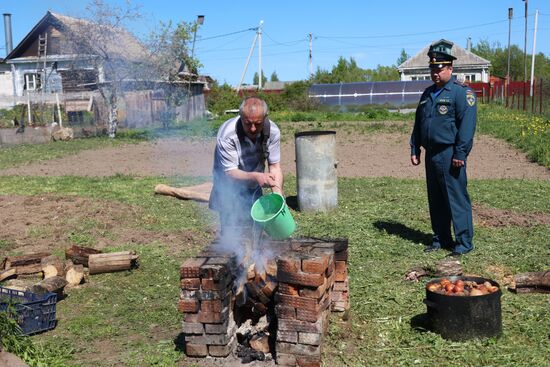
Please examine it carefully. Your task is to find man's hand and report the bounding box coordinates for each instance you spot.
[255,172,277,189]
[411,155,421,166]
[452,158,465,168]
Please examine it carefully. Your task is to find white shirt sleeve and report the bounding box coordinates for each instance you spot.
[267,122,281,165]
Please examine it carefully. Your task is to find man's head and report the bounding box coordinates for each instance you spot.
[239,97,268,139]
[427,40,456,88]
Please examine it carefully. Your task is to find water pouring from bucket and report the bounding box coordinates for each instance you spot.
[250,192,296,240]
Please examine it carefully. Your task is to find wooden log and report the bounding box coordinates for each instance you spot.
[65,245,102,267]
[41,255,64,279]
[64,260,85,286]
[88,251,139,275]
[28,276,68,297]
[0,268,16,282]
[4,252,51,275]
[512,271,550,293]
[154,183,212,203]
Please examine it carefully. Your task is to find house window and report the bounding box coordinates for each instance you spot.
[464,74,476,82]
[24,73,42,91]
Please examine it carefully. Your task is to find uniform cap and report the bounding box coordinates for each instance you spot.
[427,41,457,69]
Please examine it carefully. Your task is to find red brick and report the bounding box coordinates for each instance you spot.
[301,254,329,274]
[208,336,235,357]
[185,343,208,357]
[277,330,298,343]
[277,256,301,273]
[278,270,324,287]
[276,353,297,366]
[177,298,199,313]
[197,306,229,324]
[199,264,227,280]
[276,293,319,310]
[201,276,230,291]
[278,318,324,333]
[299,332,322,346]
[180,277,200,290]
[276,342,320,356]
[335,260,347,273]
[279,282,300,296]
[275,304,296,319]
[201,299,223,313]
[334,250,348,261]
[334,269,348,282]
[180,257,206,279]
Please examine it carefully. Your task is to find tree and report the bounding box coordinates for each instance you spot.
[146,19,197,127]
[270,71,279,82]
[62,0,146,138]
[396,48,409,66]
[253,71,267,86]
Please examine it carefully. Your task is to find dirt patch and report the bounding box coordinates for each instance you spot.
[0,132,548,179]
[473,203,550,228]
[0,194,209,257]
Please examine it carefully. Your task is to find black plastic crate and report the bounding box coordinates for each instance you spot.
[0,286,57,335]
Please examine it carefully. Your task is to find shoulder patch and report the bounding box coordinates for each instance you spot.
[466,90,476,106]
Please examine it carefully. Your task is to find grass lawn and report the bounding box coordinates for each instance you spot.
[0,174,548,367]
[0,105,549,366]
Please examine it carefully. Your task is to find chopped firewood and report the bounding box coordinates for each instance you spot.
[511,270,550,293]
[249,334,270,353]
[4,252,51,275]
[64,260,85,286]
[65,245,102,267]
[405,259,462,282]
[41,255,64,279]
[28,276,68,297]
[0,268,16,282]
[154,182,212,202]
[88,251,139,275]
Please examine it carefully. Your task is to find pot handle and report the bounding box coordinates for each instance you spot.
[423,298,438,309]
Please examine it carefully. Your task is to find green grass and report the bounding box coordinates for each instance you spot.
[478,104,550,168]
[0,174,548,366]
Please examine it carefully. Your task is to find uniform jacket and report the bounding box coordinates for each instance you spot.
[410,77,477,161]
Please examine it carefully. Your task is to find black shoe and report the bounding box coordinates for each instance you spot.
[424,245,441,253]
[446,248,473,257]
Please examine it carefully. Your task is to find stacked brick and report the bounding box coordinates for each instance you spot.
[178,249,237,358]
[274,250,335,367]
[328,239,350,313]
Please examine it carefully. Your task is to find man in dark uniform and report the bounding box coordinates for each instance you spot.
[410,40,477,256]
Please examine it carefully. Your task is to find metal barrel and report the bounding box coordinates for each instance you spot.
[295,131,337,211]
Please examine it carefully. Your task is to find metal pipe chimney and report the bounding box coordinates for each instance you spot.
[3,13,13,57]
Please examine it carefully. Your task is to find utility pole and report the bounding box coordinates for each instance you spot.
[506,7,513,100]
[529,10,538,98]
[309,33,313,79]
[191,15,205,60]
[523,0,529,111]
[258,20,263,90]
[237,21,262,93]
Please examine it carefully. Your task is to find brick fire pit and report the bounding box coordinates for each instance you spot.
[178,237,350,366]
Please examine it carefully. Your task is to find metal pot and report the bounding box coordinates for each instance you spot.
[424,276,502,341]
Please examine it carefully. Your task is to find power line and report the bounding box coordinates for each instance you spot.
[197,26,257,42]
[317,19,509,40]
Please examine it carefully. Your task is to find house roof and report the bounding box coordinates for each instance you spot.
[6,11,148,62]
[398,40,490,70]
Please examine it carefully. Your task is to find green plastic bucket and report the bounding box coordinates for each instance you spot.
[250,193,296,240]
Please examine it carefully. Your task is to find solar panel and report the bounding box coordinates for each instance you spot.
[309,80,432,107]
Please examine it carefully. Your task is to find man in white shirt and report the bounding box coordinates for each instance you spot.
[209,97,283,234]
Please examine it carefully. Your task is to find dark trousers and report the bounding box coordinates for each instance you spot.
[425,146,474,253]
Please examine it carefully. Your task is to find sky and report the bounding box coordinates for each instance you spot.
[2,0,550,86]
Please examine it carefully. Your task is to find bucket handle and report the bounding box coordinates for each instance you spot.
[423,298,438,309]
